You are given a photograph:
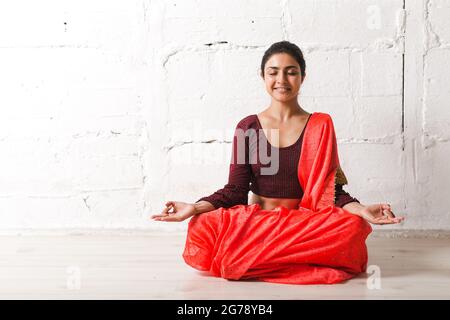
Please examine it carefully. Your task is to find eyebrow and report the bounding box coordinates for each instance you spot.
[266,66,298,70]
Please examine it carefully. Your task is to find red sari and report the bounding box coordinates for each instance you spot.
[182,112,372,284]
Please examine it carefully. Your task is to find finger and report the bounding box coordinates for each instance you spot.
[156,215,180,222]
[151,213,168,218]
[162,205,174,214]
[151,214,169,220]
[366,216,398,225]
[380,213,405,223]
[378,216,403,224]
[153,210,168,218]
[166,203,177,213]
[373,216,397,224]
[381,204,394,214]
[381,204,395,216]
[376,219,398,225]
[382,209,396,219]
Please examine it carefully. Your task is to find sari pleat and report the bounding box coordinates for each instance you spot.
[182,113,372,284]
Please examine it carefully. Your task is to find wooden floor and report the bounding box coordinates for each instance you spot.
[1,232,449,299]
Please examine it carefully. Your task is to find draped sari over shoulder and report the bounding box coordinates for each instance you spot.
[182,112,372,285]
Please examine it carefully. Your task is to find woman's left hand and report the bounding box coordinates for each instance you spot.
[359,203,406,225]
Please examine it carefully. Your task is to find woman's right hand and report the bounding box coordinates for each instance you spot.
[150,201,197,222]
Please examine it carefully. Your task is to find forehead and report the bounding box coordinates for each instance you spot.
[265,53,299,69]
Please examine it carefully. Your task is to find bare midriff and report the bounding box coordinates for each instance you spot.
[250,193,301,211]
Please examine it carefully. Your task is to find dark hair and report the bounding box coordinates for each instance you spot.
[260,41,306,79]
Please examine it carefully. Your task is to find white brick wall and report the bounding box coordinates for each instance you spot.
[0,0,448,232]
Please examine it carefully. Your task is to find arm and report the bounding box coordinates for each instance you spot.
[151,121,252,222]
[342,201,365,216]
[337,182,405,225]
[333,172,405,224]
[193,200,216,215]
[194,121,252,212]
[335,184,363,216]
[331,138,404,224]
[334,165,362,214]
[335,166,372,216]
[334,165,364,215]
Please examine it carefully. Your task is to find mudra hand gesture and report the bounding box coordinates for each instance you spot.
[359,203,405,225]
[150,201,196,222]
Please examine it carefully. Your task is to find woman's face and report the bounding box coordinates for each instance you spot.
[261,53,304,102]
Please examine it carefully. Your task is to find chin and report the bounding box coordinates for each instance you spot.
[272,95,293,102]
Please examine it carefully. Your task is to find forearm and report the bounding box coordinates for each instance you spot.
[193,201,216,215]
[342,201,365,216]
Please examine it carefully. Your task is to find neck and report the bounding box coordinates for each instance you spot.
[267,99,307,122]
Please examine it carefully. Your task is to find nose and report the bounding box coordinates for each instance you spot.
[276,72,288,84]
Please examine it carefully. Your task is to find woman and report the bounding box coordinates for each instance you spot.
[151,41,405,285]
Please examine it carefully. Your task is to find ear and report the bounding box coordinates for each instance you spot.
[301,73,306,84]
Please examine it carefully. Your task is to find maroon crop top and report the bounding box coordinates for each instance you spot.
[196,114,360,209]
